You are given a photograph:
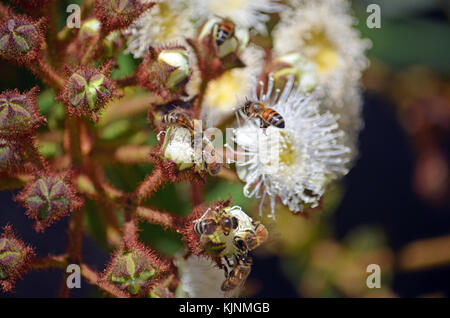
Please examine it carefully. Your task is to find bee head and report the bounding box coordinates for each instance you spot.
[243,100,252,115]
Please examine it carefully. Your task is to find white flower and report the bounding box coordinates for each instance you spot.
[232,77,350,218]
[174,253,227,298]
[124,0,195,58]
[273,0,371,152]
[161,126,195,170]
[189,0,283,34]
[201,45,265,127]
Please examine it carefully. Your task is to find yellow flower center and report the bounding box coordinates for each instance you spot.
[303,30,338,75]
[155,3,178,42]
[278,132,297,168]
[209,0,245,15]
[205,69,246,111]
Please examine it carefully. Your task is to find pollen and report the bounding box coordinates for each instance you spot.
[278,132,297,168]
[303,30,338,75]
[205,70,244,111]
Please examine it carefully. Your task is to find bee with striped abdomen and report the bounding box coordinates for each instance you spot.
[221,254,252,293]
[193,206,239,238]
[161,109,194,131]
[233,221,268,254]
[214,18,235,47]
[239,100,285,129]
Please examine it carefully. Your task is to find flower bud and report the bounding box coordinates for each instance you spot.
[16,174,82,232]
[0,139,21,173]
[0,226,35,292]
[269,53,318,93]
[101,245,169,296]
[148,274,176,298]
[0,87,44,138]
[79,18,101,41]
[0,15,42,64]
[60,64,117,121]
[137,46,191,99]
[95,0,155,32]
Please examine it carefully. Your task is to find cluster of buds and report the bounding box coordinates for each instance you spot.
[59,63,118,122]
[0,226,35,292]
[95,0,155,32]
[15,173,82,232]
[188,16,249,80]
[137,46,191,100]
[0,87,45,139]
[0,14,43,64]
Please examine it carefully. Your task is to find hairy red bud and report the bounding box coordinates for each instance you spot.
[95,0,155,32]
[0,225,35,293]
[100,242,170,297]
[16,173,83,233]
[0,87,45,139]
[0,15,43,64]
[59,64,118,122]
[137,46,191,100]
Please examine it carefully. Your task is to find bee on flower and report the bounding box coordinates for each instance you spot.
[232,76,351,218]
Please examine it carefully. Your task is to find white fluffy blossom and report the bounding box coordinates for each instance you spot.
[273,0,371,153]
[124,0,196,58]
[232,77,350,218]
[174,253,227,298]
[189,0,283,34]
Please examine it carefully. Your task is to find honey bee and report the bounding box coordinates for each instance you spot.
[233,221,268,254]
[239,100,285,129]
[221,254,252,293]
[214,18,235,47]
[162,110,194,131]
[201,138,222,176]
[193,207,239,238]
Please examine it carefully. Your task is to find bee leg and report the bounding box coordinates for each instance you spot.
[224,256,232,268]
[216,258,229,277]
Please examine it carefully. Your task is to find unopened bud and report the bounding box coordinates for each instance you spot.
[0,226,35,292]
[0,16,42,64]
[0,87,44,138]
[16,174,82,232]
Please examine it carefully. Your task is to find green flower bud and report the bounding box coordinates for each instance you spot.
[16,174,82,232]
[0,226,35,292]
[158,49,190,90]
[0,16,42,64]
[0,87,43,137]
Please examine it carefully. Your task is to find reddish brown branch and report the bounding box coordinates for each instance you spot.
[28,57,65,91]
[32,254,68,270]
[136,168,166,204]
[59,206,85,298]
[81,263,130,298]
[137,206,184,232]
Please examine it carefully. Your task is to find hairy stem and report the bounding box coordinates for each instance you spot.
[137,206,184,232]
[136,168,166,204]
[28,58,65,91]
[32,255,68,270]
[81,263,130,298]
